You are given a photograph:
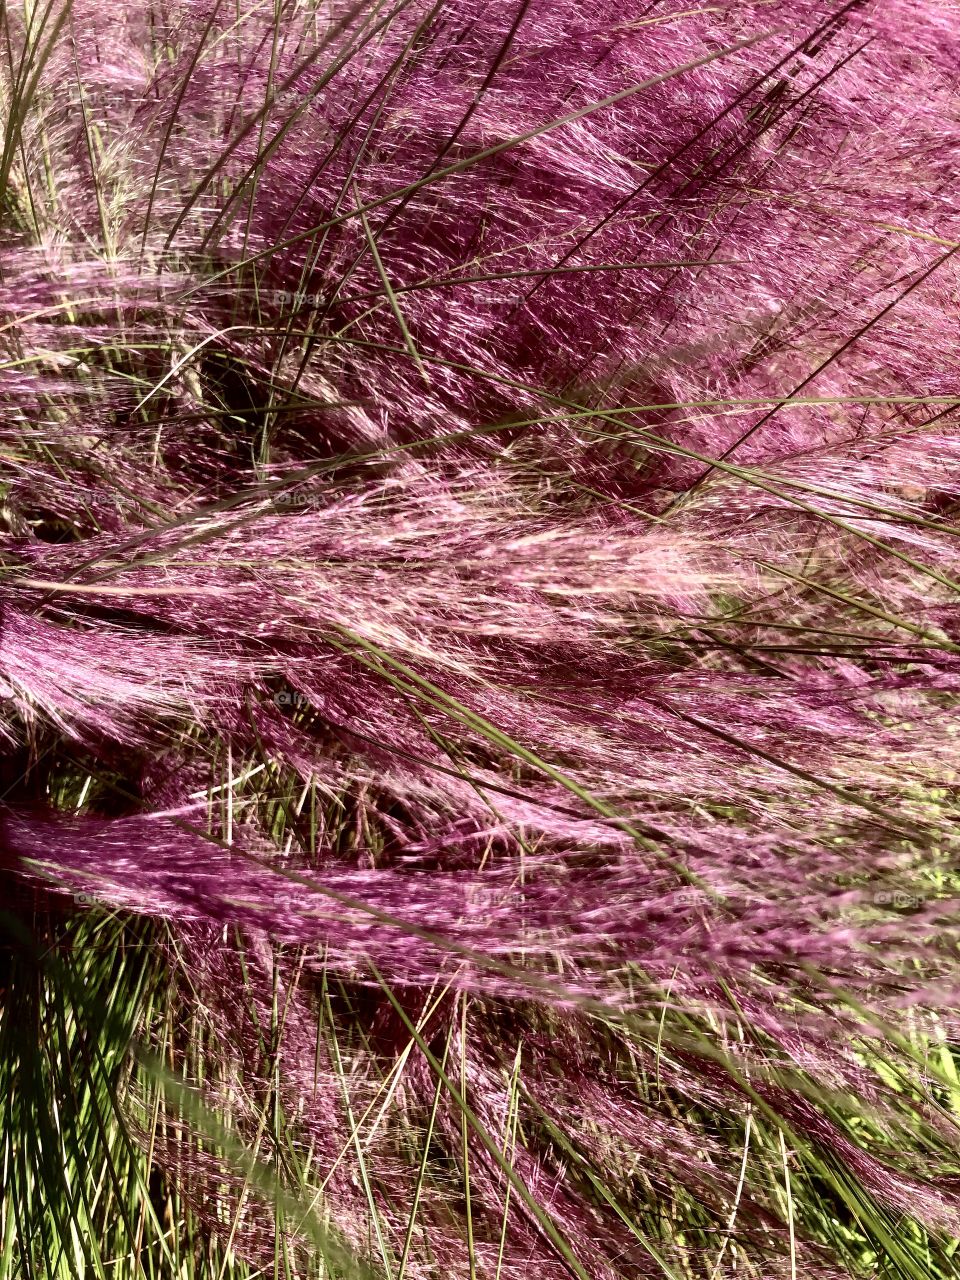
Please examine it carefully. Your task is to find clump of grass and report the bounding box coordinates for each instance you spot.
[3,1,960,1277]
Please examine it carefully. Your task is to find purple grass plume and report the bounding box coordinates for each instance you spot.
[3,0,960,1275]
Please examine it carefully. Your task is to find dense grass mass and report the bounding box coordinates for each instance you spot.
[3,0,960,1276]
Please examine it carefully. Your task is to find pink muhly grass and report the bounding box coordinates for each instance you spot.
[3,0,960,1276]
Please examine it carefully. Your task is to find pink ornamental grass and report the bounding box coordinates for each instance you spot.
[3,0,960,1275]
